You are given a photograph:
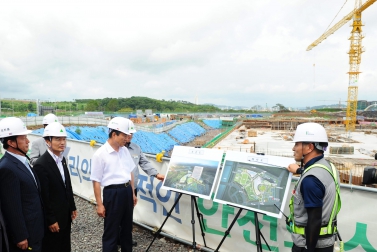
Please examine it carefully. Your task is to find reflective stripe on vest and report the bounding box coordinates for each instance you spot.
[290,162,341,236]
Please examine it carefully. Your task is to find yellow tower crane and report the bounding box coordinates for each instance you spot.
[307,0,376,132]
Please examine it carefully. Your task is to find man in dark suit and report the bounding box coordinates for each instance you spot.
[30,113,59,165]
[33,122,77,252]
[0,200,10,252]
[0,117,44,252]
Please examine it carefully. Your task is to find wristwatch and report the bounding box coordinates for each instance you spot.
[296,167,303,174]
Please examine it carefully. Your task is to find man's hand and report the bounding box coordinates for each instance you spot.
[93,181,105,217]
[155,173,165,181]
[17,239,28,250]
[48,222,60,233]
[97,204,106,218]
[287,163,300,174]
[71,210,78,220]
[133,193,138,207]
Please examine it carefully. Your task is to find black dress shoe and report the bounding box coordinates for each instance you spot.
[132,240,137,247]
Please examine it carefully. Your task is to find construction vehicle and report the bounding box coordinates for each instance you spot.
[307,0,377,132]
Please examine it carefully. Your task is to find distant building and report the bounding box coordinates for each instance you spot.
[358,100,377,110]
[39,106,55,116]
[358,100,368,110]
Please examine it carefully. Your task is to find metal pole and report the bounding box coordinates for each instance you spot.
[191,196,196,251]
[254,212,262,252]
[146,193,183,251]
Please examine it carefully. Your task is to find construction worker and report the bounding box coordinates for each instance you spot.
[30,113,59,165]
[90,117,137,252]
[0,117,44,252]
[124,119,164,246]
[126,119,165,190]
[33,122,77,252]
[287,123,341,252]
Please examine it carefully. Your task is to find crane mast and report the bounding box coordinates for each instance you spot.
[307,0,376,132]
[346,0,363,132]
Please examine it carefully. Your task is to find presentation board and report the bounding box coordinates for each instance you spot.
[162,146,223,199]
[214,151,293,218]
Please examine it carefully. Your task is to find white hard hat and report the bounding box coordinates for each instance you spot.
[0,117,32,139]
[128,120,136,133]
[107,117,132,135]
[43,113,59,125]
[293,123,328,143]
[43,122,67,137]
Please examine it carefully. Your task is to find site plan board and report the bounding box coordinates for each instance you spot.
[214,151,293,218]
[162,146,223,199]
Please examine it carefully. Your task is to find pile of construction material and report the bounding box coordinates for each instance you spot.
[337,162,363,185]
[272,132,293,141]
[247,130,257,137]
[327,132,359,143]
[282,134,293,141]
[241,139,250,144]
[243,120,271,129]
[130,118,142,123]
[237,125,247,139]
[358,148,377,158]
[192,139,206,146]
[329,145,354,155]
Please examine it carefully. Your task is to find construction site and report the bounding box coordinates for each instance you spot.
[211,115,377,187]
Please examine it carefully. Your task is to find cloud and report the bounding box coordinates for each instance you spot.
[0,0,376,108]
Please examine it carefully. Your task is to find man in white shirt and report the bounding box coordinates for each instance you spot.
[90,117,137,252]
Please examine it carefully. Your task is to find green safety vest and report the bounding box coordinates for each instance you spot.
[289,162,342,236]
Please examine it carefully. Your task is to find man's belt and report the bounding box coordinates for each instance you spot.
[292,223,337,236]
[104,181,131,189]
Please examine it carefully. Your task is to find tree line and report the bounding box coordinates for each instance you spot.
[77,96,221,113]
[1,97,292,116]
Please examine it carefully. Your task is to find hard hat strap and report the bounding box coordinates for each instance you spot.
[301,142,313,157]
[13,138,31,161]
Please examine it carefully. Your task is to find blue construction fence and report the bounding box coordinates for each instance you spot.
[31,122,211,156]
[202,120,222,129]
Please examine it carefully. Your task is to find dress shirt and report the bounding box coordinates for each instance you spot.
[7,151,37,185]
[47,149,65,183]
[90,141,136,187]
[126,142,158,188]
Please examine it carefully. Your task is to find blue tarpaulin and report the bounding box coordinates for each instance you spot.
[31,122,207,155]
[203,120,222,129]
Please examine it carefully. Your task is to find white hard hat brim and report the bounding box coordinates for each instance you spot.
[17,130,32,136]
[108,127,131,135]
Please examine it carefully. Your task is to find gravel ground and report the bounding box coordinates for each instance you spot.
[71,196,195,252]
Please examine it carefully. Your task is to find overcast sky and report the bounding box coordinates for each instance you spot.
[1,0,377,108]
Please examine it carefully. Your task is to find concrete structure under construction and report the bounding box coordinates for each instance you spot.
[214,122,377,187]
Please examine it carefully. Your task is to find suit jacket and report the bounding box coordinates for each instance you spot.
[33,151,76,230]
[30,137,48,166]
[0,152,44,247]
[0,200,9,252]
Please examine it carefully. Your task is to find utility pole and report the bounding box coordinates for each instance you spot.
[36,99,39,116]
